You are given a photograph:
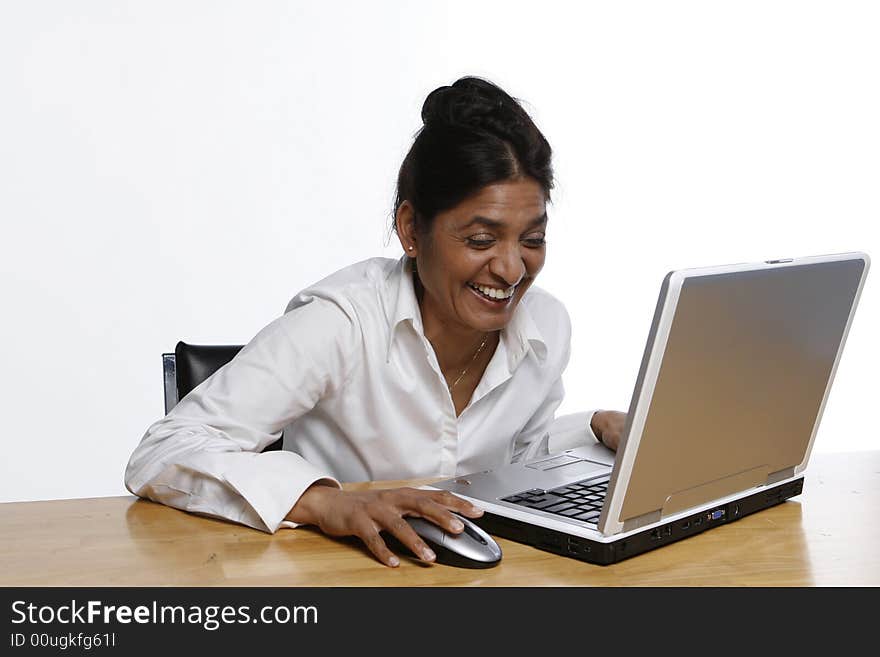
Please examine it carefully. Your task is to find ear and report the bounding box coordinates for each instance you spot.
[395,201,419,256]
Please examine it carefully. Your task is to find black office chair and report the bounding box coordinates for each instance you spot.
[162,342,283,452]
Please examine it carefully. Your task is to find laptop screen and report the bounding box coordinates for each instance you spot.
[615,258,866,525]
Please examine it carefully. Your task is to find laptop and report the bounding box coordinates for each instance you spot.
[431,252,870,565]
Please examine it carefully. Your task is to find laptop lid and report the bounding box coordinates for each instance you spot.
[598,252,870,535]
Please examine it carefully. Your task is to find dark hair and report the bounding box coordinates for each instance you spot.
[393,76,554,238]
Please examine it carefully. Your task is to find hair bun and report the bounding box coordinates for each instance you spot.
[421,77,526,139]
[394,75,554,230]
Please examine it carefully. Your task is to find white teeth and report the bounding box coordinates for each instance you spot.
[470,282,515,300]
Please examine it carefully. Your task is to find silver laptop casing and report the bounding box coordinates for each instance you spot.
[433,252,870,545]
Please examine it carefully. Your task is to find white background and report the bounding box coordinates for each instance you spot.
[1,1,877,503]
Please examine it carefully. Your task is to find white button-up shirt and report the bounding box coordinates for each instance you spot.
[124,256,597,533]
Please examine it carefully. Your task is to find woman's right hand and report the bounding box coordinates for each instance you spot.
[285,484,484,567]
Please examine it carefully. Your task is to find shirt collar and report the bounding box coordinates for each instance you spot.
[385,257,422,362]
[384,255,548,368]
[501,294,548,370]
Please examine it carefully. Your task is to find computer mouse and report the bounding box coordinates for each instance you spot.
[399,513,502,568]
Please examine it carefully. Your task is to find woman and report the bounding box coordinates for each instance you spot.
[125,77,627,568]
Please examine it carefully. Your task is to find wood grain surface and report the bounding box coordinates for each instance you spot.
[1,451,877,586]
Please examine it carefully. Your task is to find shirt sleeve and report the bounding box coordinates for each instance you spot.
[511,388,603,463]
[511,375,567,463]
[509,297,602,463]
[124,296,357,533]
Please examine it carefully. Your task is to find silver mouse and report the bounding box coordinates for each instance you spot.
[403,513,502,568]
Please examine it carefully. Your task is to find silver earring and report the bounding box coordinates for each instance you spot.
[408,246,414,251]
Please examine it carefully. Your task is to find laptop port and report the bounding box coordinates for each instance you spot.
[681,521,690,530]
[650,528,662,541]
[664,525,672,537]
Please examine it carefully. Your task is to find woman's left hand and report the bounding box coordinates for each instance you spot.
[590,411,627,451]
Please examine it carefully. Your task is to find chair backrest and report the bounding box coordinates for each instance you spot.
[162,342,283,452]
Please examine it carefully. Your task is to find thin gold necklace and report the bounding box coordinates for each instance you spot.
[448,333,489,392]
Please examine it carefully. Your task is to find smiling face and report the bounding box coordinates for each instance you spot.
[397,178,548,338]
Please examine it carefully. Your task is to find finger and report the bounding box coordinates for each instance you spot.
[410,497,478,534]
[357,523,401,568]
[382,515,436,563]
[430,490,484,517]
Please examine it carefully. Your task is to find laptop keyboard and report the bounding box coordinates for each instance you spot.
[501,476,609,525]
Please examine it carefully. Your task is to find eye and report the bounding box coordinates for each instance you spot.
[466,233,495,248]
[523,233,546,247]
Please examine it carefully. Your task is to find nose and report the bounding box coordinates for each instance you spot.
[488,243,526,288]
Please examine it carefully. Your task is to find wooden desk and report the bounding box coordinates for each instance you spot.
[1,452,877,586]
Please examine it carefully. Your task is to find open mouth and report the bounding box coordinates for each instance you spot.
[467,281,517,303]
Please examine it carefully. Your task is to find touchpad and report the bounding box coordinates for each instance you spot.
[526,454,591,472]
